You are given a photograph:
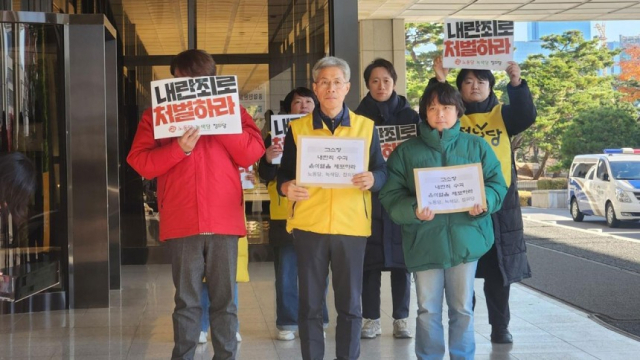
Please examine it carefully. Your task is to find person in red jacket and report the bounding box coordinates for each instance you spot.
[127,49,265,360]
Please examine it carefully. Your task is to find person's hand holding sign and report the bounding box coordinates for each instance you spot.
[352,172,374,191]
[416,206,435,221]
[282,180,310,201]
[434,56,449,83]
[468,204,486,216]
[178,126,200,154]
[506,61,522,87]
[265,144,283,164]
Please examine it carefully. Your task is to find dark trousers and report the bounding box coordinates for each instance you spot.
[479,244,511,327]
[273,244,330,329]
[361,268,410,320]
[168,235,238,360]
[293,230,367,360]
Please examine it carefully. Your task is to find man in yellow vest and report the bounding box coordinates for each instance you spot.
[277,56,387,360]
[258,87,331,341]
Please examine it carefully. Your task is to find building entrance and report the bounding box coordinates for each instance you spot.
[116,0,337,265]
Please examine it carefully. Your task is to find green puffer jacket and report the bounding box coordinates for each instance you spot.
[379,120,507,272]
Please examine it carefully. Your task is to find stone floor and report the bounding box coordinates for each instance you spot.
[1,262,639,359]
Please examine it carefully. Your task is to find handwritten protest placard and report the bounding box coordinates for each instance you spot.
[443,19,514,71]
[239,166,254,190]
[378,124,418,161]
[270,114,305,165]
[296,136,366,188]
[414,163,486,214]
[151,75,242,139]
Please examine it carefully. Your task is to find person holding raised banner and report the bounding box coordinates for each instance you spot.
[354,58,419,340]
[431,54,536,344]
[258,87,331,341]
[277,56,387,360]
[379,82,507,360]
[127,49,265,360]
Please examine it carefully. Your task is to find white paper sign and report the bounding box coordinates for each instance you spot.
[443,19,514,71]
[239,166,254,190]
[270,114,305,165]
[297,136,366,188]
[378,124,418,161]
[414,163,487,214]
[151,75,242,139]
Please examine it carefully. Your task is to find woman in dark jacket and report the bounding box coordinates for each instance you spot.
[430,56,537,344]
[355,58,420,339]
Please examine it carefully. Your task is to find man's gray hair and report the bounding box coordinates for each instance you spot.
[312,56,351,82]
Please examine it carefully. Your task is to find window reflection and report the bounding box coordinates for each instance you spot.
[0,23,65,302]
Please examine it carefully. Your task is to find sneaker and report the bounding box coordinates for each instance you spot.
[361,318,381,339]
[199,331,208,344]
[236,332,242,342]
[392,318,412,338]
[277,330,295,341]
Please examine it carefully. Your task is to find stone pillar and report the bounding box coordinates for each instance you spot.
[359,19,407,98]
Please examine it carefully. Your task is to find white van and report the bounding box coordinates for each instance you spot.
[568,148,640,227]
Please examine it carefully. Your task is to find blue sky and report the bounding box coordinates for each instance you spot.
[514,20,640,42]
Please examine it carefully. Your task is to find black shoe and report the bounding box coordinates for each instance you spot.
[490,326,513,344]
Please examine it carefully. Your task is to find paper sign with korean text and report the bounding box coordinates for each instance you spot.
[151,75,242,139]
[443,19,514,71]
[378,124,418,161]
[270,114,305,165]
[414,163,487,214]
[239,166,254,190]
[296,136,367,188]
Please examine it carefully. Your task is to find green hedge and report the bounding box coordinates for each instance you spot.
[537,178,568,190]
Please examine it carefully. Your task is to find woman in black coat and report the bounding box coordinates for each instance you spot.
[355,58,419,339]
[431,56,537,344]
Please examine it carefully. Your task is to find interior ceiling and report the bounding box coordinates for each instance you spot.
[115,0,640,93]
[359,0,640,22]
[115,0,271,94]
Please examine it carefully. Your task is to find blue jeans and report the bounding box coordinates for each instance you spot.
[274,244,330,331]
[201,281,239,332]
[414,261,478,360]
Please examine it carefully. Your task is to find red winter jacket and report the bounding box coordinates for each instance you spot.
[127,106,265,241]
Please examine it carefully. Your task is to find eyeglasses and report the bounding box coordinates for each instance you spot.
[315,79,347,89]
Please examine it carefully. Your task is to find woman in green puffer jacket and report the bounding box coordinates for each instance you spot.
[379,82,507,360]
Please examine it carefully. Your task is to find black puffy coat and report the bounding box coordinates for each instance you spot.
[355,92,420,270]
[463,80,537,286]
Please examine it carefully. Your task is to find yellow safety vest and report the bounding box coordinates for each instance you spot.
[268,181,289,220]
[460,104,512,185]
[286,111,374,236]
